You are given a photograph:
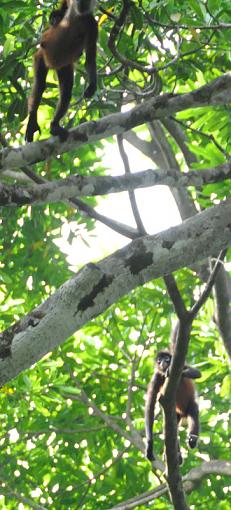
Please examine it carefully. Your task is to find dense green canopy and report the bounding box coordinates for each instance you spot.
[0,1,230,509]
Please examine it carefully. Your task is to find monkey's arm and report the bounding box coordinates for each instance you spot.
[145,373,163,461]
[49,1,68,26]
[182,365,201,379]
[84,17,98,98]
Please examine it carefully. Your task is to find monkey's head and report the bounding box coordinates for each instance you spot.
[72,0,96,15]
[156,351,172,374]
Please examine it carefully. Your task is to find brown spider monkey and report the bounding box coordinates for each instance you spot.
[25,0,98,142]
[145,350,201,465]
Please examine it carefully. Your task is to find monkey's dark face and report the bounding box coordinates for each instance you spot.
[156,351,171,374]
[74,0,96,15]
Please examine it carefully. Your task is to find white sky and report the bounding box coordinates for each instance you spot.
[55,139,182,269]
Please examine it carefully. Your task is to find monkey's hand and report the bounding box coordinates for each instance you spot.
[146,441,155,461]
[188,434,198,449]
[25,115,41,143]
[84,83,96,99]
[182,366,201,379]
[50,121,69,142]
[165,367,170,378]
[49,9,65,26]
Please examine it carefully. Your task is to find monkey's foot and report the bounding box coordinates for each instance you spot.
[84,83,96,98]
[188,434,198,449]
[25,116,41,143]
[50,122,69,142]
[146,442,155,462]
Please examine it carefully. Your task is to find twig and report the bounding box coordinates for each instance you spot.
[108,0,156,75]
[65,378,135,445]
[20,166,139,239]
[189,250,226,318]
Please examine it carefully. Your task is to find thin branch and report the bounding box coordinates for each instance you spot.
[117,134,146,234]
[65,379,143,450]
[108,0,156,75]
[105,460,231,510]
[144,12,231,31]
[21,166,139,239]
[72,197,138,239]
[161,117,197,167]
[164,274,188,321]
[0,481,48,510]
[105,484,168,510]
[172,116,229,158]
[125,358,136,423]
[77,446,130,490]
[189,249,227,318]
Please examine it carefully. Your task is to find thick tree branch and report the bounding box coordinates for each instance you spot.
[0,199,231,384]
[1,73,231,171]
[1,162,231,207]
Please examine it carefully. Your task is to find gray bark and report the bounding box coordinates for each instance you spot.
[0,197,231,385]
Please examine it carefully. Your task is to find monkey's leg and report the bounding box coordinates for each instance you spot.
[25,50,48,142]
[187,402,199,448]
[84,21,98,98]
[50,64,74,142]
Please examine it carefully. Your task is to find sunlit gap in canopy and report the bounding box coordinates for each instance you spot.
[54,138,182,270]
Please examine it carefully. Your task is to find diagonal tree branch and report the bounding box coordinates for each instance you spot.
[105,460,231,510]
[164,274,188,321]
[21,164,139,239]
[0,199,231,385]
[189,250,227,319]
[1,73,231,171]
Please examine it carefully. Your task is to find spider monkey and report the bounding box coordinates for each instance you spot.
[145,350,201,464]
[25,0,98,142]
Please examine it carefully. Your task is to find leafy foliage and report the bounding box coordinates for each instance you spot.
[0,0,230,509]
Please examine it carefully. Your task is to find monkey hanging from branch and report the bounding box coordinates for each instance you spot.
[145,350,201,465]
[25,0,98,143]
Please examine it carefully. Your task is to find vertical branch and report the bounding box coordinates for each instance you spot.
[117,134,146,235]
[161,250,226,510]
